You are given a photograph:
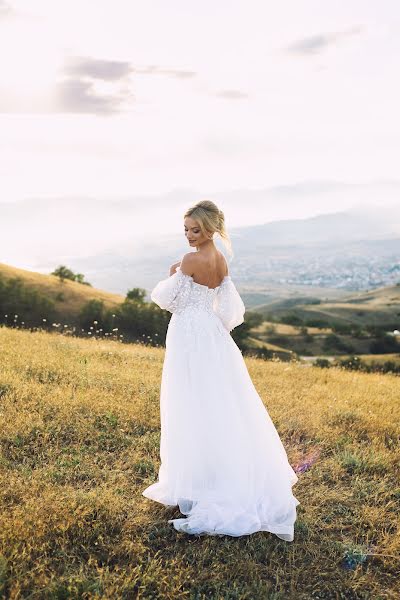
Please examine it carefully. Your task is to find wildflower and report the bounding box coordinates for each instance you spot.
[293,448,321,474]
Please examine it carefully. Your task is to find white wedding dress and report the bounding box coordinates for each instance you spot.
[142,265,300,541]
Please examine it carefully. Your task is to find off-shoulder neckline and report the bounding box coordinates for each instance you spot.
[175,266,231,291]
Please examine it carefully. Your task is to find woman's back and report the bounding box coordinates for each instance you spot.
[185,250,229,289]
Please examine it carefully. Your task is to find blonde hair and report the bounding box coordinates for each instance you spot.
[184,200,233,259]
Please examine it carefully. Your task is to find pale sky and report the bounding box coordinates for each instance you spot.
[0,1,399,268]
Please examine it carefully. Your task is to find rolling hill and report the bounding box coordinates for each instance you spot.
[0,262,124,322]
[252,283,400,329]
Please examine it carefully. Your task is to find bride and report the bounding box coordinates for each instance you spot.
[142,200,300,541]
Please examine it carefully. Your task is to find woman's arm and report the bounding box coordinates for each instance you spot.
[169,261,181,276]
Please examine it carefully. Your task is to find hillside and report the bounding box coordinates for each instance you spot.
[253,283,400,329]
[0,262,124,321]
[0,327,399,598]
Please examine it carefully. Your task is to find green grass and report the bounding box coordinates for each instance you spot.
[0,327,399,599]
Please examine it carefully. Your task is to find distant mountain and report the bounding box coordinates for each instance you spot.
[232,209,400,246]
[47,208,400,294]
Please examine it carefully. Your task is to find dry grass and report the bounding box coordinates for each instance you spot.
[0,263,123,320]
[254,321,333,337]
[343,353,400,366]
[0,327,399,599]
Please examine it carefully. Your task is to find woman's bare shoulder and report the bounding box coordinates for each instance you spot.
[179,252,198,276]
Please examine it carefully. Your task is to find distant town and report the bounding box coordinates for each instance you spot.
[235,246,400,291]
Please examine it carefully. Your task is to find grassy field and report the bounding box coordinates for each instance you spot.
[0,327,399,599]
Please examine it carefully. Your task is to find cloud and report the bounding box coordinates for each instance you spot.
[53,56,196,115]
[54,56,135,114]
[133,65,197,79]
[63,55,133,81]
[215,89,248,100]
[285,26,364,56]
[0,47,198,114]
[63,57,197,81]
[55,78,134,115]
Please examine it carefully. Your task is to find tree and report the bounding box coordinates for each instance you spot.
[78,299,111,330]
[126,288,147,302]
[51,265,75,283]
[369,333,399,354]
[74,273,92,286]
[51,266,91,286]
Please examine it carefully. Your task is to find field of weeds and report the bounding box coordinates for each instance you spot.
[0,327,399,599]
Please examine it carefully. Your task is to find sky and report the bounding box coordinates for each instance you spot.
[0,0,399,267]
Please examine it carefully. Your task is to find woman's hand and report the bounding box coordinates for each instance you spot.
[169,261,181,276]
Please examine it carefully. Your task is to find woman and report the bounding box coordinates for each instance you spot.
[142,200,299,540]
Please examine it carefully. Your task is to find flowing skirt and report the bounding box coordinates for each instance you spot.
[142,309,300,541]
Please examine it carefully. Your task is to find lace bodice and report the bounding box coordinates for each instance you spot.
[150,266,245,332]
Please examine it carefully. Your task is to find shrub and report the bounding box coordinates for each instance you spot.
[280,313,303,326]
[0,274,56,327]
[322,334,354,353]
[369,334,399,354]
[315,358,331,368]
[78,299,111,331]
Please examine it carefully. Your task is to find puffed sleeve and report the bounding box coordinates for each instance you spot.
[150,267,192,313]
[213,277,246,332]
